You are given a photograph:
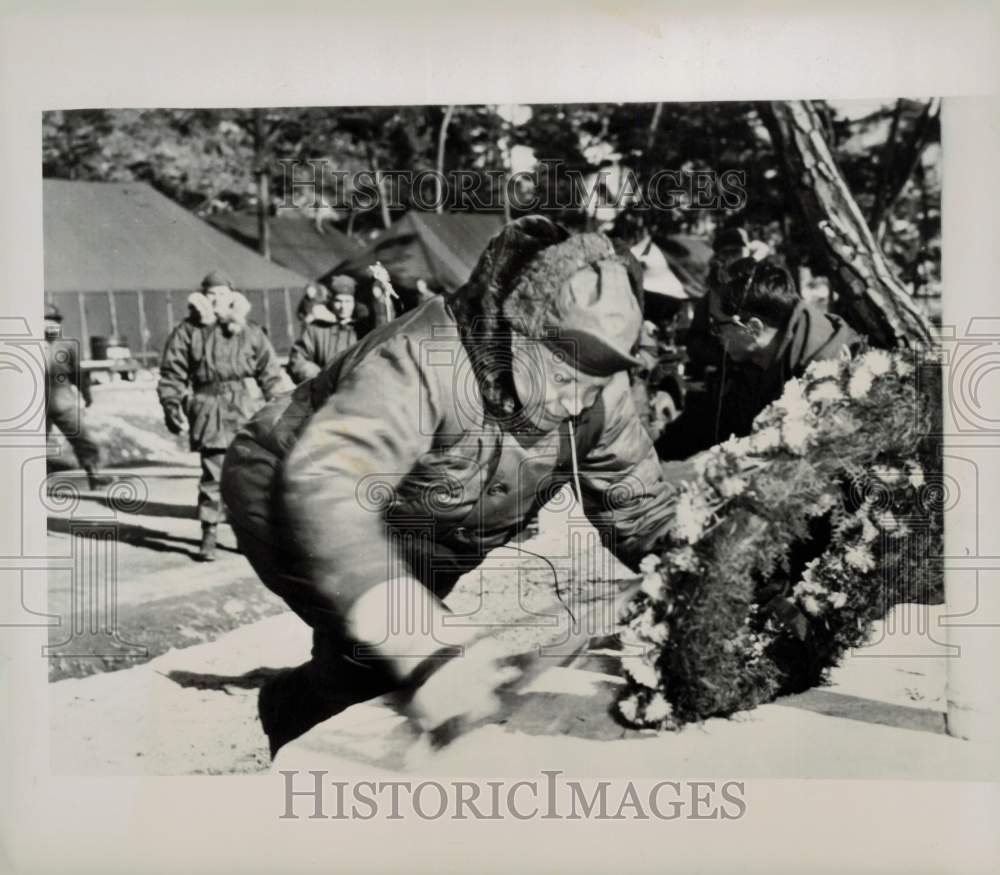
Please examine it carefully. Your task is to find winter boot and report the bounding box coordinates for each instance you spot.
[85,468,112,491]
[197,523,218,562]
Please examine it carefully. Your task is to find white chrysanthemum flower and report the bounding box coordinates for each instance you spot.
[672,491,713,544]
[844,544,876,572]
[806,359,843,381]
[860,515,880,543]
[618,695,639,722]
[809,381,844,404]
[670,546,700,573]
[640,572,664,598]
[906,462,925,489]
[862,349,892,377]
[783,419,815,454]
[750,426,782,454]
[799,557,821,584]
[776,378,810,420]
[800,595,822,616]
[872,465,905,485]
[848,367,874,400]
[807,492,838,517]
[895,358,914,378]
[829,592,848,609]
[639,554,661,574]
[644,692,673,722]
[793,579,828,598]
[647,622,670,644]
[718,475,747,498]
[622,658,660,689]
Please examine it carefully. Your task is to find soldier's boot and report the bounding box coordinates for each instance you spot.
[197,523,218,562]
[85,467,112,491]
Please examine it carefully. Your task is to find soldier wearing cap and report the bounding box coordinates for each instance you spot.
[221,216,679,755]
[43,302,109,490]
[286,275,361,384]
[157,270,286,561]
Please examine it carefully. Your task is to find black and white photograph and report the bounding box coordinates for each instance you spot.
[1,3,998,873]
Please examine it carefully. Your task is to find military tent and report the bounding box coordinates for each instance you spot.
[320,211,505,297]
[205,210,363,281]
[43,179,312,360]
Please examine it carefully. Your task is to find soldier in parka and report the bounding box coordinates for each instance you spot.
[157,270,286,561]
[43,302,109,490]
[286,275,360,384]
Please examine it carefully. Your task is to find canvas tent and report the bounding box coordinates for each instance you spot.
[321,211,505,294]
[631,234,714,301]
[43,179,311,360]
[206,210,363,281]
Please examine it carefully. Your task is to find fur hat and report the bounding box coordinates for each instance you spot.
[201,269,234,292]
[503,233,642,375]
[328,275,356,298]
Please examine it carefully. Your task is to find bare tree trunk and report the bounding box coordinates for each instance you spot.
[758,100,934,348]
[436,105,455,214]
[645,102,663,154]
[252,109,271,260]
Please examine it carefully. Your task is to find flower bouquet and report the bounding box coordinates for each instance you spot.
[617,348,943,729]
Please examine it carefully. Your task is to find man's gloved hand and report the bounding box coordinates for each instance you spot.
[163,403,187,435]
[346,581,521,745]
[406,638,522,739]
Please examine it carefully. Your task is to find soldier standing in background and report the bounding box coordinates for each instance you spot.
[286,275,360,384]
[157,270,286,562]
[44,303,109,490]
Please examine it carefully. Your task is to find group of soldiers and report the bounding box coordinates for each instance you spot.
[156,269,384,561]
[44,267,380,562]
[45,215,864,756]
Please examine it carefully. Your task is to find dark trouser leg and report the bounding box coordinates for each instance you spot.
[229,517,402,755]
[198,450,226,525]
[48,394,101,473]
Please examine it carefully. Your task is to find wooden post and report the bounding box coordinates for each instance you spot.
[283,287,294,344]
[107,290,118,336]
[253,108,271,260]
[77,292,89,356]
[262,286,272,337]
[136,289,148,361]
[436,105,455,214]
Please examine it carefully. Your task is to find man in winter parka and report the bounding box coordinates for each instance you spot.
[158,270,286,561]
[222,216,681,755]
[656,256,863,461]
[43,303,109,490]
[286,275,360,384]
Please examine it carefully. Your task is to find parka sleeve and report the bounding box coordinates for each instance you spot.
[252,327,287,401]
[280,334,443,615]
[576,373,677,569]
[157,323,191,413]
[287,327,322,384]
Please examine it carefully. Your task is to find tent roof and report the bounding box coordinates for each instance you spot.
[657,233,714,299]
[44,179,310,293]
[206,210,364,281]
[323,211,505,291]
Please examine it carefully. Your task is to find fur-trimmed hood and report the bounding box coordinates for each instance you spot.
[446,215,643,420]
[187,287,252,333]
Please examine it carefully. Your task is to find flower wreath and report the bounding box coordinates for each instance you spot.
[617,347,943,729]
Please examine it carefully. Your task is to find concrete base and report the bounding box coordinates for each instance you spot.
[273,604,1000,780]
